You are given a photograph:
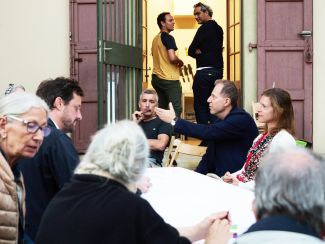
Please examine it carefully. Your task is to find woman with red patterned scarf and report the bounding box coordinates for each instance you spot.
[222,88,296,190]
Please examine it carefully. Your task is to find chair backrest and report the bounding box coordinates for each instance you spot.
[166,142,207,167]
[163,136,175,166]
[252,102,265,133]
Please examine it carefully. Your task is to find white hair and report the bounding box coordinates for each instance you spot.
[0,92,49,116]
[75,120,149,184]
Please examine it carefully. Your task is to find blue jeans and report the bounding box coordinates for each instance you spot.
[192,68,223,125]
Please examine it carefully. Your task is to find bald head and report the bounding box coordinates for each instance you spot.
[273,149,321,177]
[254,148,325,236]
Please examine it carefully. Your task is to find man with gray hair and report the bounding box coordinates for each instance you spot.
[234,148,325,243]
[132,89,172,167]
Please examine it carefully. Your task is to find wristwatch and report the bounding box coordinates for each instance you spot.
[171,117,178,126]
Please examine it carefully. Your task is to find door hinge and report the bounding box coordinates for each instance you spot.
[74,58,83,62]
[248,43,257,52]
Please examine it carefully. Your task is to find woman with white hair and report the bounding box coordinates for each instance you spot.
[0,92,50,244]
[36,120,231,244]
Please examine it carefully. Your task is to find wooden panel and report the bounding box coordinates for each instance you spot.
[264,49,304,90]
[76,4,97,44]
[292,101,304,140]
[257,0,313,142]
[70,0,98,153]
[74,103,98,151]
[265,1,303,40]
[74,52,98,100]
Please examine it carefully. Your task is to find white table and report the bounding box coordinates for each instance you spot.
[142,167,256,243]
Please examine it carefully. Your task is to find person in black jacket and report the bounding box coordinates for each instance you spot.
[36,120,231,244]
[156,80,258,176]
[18,77,84,241]
[189,2,224,129]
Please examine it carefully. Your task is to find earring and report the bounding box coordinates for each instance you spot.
[1,133,7,139]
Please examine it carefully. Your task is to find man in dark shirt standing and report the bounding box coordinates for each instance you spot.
[189,2,224,129]
[18,77,84,241]
[151,12,184,118]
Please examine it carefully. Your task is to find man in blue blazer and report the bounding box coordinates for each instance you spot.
[156,79,258,176]
[18,77,84,241]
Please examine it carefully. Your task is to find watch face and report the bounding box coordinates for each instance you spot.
[171,118,176,126]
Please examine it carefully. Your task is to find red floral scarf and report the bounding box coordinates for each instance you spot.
[236,132,274,182]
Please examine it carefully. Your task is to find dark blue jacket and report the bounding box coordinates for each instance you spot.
[18,119,79,240]
[174,107,258,176]
[245,215,321,239]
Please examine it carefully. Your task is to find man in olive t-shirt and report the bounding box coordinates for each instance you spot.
[151,12,184,117]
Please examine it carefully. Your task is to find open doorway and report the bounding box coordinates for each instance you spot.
[145,0,226,92]
[144,0,241,107]
[69,0,242,152]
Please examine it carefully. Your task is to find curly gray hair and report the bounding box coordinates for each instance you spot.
[75,120,149,185]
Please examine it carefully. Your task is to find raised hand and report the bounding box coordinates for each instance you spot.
[132,111,143,124]
[155,102,176,123]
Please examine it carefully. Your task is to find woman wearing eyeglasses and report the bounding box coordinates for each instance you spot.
[0,92,50,244]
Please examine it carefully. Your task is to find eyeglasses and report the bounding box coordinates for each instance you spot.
[6,115,51,137]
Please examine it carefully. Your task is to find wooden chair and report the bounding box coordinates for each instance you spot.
[252,102,265,133]
[166,142,207,167]
[163,136,176,166]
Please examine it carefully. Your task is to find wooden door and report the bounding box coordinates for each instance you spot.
[257,0,313,141]
[70,0,98,152]
[70,0,144,152]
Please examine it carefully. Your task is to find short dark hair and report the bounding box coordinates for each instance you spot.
[194,2,213,17]
[157,12,170,29]
[214,80,238,107]
[36,77,84,110]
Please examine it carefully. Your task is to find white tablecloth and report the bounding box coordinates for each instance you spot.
[142,167,256,243]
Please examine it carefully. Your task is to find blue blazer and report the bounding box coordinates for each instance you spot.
[174,107,258,176]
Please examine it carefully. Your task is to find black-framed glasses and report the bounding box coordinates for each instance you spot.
[7,115,51,137]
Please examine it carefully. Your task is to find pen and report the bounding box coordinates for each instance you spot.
[225,210,229,220]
